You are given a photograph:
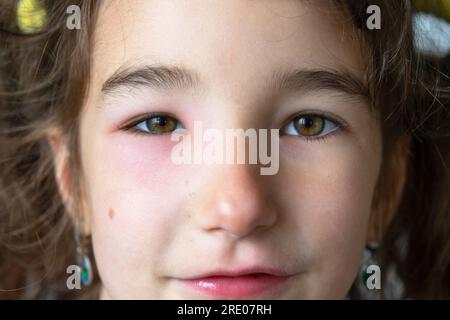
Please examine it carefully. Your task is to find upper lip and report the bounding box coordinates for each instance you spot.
[180,267,293,280]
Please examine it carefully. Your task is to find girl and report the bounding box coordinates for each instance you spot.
[0,0,449,299]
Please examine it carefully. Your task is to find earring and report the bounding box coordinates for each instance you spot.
[74,222,93,287]
[360,241,379,279]
[347,242,381,299]
[359,241,381,297]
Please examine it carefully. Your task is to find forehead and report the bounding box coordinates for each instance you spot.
[90,0,365,99]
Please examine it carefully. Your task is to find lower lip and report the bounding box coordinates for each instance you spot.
[179,273,290,298]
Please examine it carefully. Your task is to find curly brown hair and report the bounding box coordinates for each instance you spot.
[0,0,449,299]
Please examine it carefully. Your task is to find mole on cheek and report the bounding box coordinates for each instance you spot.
[108,208,115,220]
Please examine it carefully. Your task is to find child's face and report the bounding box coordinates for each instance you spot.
[77,0,382,299]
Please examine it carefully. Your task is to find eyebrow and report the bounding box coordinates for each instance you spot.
[102,64,201,94]
[101,63,369,103]
[272,68,370,101]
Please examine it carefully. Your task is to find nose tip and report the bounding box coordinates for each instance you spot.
[192,165,278,239]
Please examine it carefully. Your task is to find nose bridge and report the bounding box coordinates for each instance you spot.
[191,163,277,239]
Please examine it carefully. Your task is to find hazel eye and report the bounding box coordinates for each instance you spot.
[133,114,182,135]
[283,114,340,138]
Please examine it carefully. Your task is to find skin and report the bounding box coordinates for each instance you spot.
[52,0,386,299]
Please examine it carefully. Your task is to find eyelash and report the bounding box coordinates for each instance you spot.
[120,112,183,135]
[281,110,348,143]
[120,111,348,141]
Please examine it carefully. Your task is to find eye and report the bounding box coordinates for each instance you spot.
[130,114,183,135]
[282,114,341,138]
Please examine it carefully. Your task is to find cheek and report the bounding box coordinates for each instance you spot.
[279,132,381,236]
[87,131,190,202]
[105,134,180,186]
[87,132,196,233]
[83,133,193,296]
[278,138,381,295]
[280,153,375,252]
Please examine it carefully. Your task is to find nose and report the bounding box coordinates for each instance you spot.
[191,164,278,239]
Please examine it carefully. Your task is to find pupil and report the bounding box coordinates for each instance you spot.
[153,116,167,127]
[300,117,314,128]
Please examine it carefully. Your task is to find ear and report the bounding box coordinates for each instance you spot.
[47,128,72,210]
[367,135,411,243]
[46,128,91,235]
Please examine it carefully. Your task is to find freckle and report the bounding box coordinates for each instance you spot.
[108,208,115,220]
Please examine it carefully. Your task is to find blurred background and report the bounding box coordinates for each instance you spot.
[414,0,450,57]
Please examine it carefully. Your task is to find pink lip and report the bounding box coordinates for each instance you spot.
[178,269,292,298]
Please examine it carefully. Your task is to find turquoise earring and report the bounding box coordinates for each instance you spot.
[360,242,378,285]
[75,223,93,287]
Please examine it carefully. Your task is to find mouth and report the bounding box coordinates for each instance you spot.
[176,268,293,298]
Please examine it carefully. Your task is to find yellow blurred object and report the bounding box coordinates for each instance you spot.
[16,0,47,34]
[414,0,450,22]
